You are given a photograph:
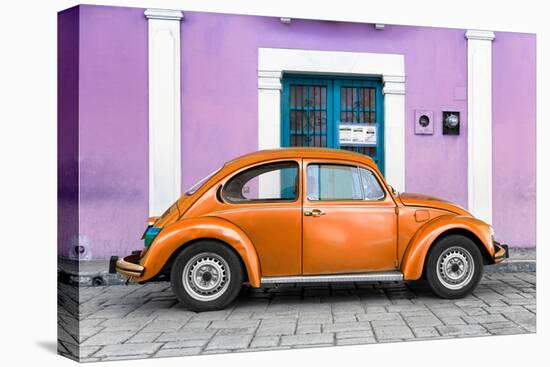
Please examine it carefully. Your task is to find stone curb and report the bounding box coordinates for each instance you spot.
[59,247,535,287]
[484,260,536,273]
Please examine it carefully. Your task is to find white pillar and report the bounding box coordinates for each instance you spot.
[466,30,495,224]
[383,75,406,192]
[145,9,183,216]
[257,71,282,197]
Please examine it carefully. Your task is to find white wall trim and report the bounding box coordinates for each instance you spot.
[466,30,495,224]
[258,48,406,192]
[144,9,184,21]
[146,9,183,216]
[465,30,495,41]
[258,70,282,90]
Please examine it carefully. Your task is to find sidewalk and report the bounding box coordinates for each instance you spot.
[58,272,536,362]
[58,248,536,287]
[485,248,536,272]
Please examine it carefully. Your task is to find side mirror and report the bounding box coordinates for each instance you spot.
[389,185,398,196]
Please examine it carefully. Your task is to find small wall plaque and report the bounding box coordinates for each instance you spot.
[339,123,377,146]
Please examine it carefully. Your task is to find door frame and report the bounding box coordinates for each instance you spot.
[257,47,406,192]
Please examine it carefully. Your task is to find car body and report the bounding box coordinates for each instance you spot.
[110,148,508,311]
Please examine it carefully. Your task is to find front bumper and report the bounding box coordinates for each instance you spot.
[109,252,144,278]
[493,241,509,263]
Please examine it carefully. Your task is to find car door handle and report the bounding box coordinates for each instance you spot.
[304,209,326,217]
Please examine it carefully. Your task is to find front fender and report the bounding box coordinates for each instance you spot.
[137,216,261,287]
[400,215,494,280]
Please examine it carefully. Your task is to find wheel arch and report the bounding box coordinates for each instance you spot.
[427,228,493,266]
[137,217,261,287]
[400,215,493,280]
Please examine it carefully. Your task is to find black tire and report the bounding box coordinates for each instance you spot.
[425,235,483,299]
[170,240,243,312]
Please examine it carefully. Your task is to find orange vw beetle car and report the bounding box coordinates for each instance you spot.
[110,148,508,311]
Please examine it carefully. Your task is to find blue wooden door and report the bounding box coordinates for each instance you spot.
[281,76,384,173]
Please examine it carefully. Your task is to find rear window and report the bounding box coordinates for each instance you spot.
[222,161,299,203]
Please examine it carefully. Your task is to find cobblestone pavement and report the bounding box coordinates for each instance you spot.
[58,272,536,362]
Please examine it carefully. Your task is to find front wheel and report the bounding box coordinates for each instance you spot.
[425,235,484,299]
[170,241,243,311]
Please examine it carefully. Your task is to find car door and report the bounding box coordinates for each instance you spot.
[302,159,397,274]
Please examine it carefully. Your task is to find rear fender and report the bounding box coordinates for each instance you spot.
[400,215,493,280]
[137,216,261,287]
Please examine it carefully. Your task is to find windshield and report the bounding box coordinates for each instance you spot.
[185,167,222,195]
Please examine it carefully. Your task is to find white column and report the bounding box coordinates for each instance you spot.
[257,71,282,197]
[466,30,495,224]
[145,9,183,216]
[383,75,406,192]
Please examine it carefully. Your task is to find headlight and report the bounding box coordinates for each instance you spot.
[144,227,162,247]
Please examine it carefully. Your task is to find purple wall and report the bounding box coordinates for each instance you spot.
[78,5,149,259]
[179,12,535,248]
[58,5,149,258]
[492,32,536,247]
[181,14,469,210]
[58,6,536,259]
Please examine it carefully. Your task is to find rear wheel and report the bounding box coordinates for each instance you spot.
[170,241,243,311]
[425,235,483,299]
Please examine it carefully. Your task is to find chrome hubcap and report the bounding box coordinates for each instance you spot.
[436,246,475,290]
[183,253,231,301]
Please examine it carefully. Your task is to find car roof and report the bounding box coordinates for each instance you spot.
[224,147,377,170]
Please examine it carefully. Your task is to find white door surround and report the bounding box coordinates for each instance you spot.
[258,48,406,192]
[466,30,495,224]
[145,9,184,216]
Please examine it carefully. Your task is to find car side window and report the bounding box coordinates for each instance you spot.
[359,168,385,200]
[307,164,363,201]
[222,161,299,203]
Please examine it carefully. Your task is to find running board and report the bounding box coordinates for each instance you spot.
[261,271,403,285]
